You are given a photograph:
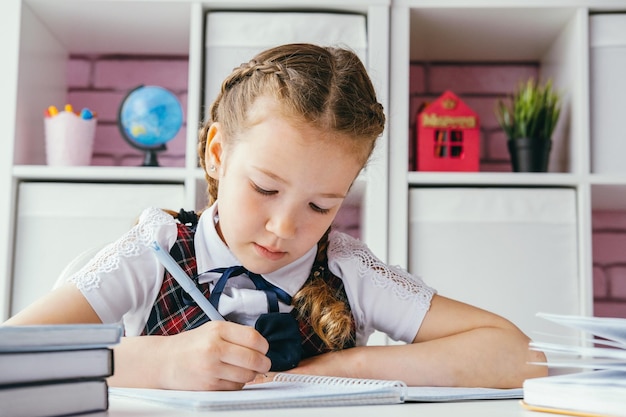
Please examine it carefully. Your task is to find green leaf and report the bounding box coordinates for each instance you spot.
[495,78,561,142]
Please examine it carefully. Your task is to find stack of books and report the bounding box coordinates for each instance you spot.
[0,323,122,417]
[522,313,626,417]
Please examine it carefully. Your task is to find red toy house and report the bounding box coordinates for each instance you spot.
[416,91,480,172]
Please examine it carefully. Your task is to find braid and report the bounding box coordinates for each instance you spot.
[292,230,354,350]
[210,60,290,124]
[223,60,290,90]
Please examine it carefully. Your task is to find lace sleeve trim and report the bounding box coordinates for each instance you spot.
[68,208,175,291]
[328,231,435,310]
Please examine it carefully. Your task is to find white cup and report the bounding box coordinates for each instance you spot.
[44,111,96,166]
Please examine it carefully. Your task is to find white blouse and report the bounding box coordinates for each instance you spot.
[67,204,436,346]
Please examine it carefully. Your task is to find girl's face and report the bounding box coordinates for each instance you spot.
[205,99,364,274]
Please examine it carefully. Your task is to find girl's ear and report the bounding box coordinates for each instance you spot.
[204,123,223,179]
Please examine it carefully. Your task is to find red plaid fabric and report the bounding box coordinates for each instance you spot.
[142,212,356,358]
[142,223,209,335]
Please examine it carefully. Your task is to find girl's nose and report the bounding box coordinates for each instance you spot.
[266,210,297,240]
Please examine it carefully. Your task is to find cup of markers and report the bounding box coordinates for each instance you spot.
[44,104,97,166]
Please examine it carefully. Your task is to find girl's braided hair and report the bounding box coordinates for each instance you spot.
[197,43,385,349]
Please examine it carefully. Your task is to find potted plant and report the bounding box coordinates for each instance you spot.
[495,78,561,172]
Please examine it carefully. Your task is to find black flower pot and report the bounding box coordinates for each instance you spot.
[507,137,552,172]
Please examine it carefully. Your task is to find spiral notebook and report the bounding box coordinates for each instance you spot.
[110,373,522,411]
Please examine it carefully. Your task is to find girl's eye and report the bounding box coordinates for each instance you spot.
[309,203,331,215]
[251,182,276,196]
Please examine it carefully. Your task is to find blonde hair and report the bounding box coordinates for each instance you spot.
[197,43,385,349]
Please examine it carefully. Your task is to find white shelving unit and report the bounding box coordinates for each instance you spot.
[3,0,626,330]
[0,0,390,321]
[388,1,626,326]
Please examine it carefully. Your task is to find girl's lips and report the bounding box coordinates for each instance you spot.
[254,243,286,261]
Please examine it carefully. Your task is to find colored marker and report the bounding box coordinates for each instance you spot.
[80,108,94,120]
[64,104,74,113]
[47,105,59,117]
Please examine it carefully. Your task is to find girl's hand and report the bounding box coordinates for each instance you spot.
[117,320,272,391]
[163,320,272,391]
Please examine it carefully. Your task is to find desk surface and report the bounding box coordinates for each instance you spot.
[108,397,547,416]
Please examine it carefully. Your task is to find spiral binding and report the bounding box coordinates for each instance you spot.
[272,373,407,388]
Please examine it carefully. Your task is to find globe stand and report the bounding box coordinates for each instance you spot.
[141,144,166,167]
[118,129,168,167]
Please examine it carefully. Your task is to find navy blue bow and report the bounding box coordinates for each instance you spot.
[185,266,302,371]
[204,266,292,313]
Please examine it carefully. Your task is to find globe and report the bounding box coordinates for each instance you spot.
[117,85,183,166]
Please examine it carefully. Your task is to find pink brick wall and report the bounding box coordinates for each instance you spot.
[66,55,626,317]
[592,211,626,318]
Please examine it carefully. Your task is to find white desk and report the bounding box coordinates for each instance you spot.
[108,397,547,416]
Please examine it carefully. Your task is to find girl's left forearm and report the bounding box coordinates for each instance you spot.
[290,327,546,388]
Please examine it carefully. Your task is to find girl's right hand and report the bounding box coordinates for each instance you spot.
[161,320,271,391]
[114,320,271,391]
